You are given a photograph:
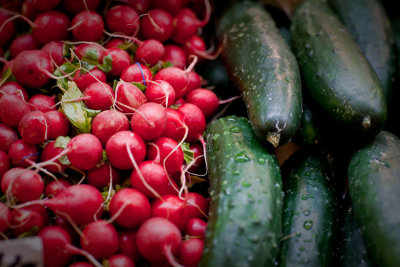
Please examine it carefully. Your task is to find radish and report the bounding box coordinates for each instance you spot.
[53,215,79,243]
[151,194,190,231]
[114,81,147,114]
[0,94,31,127]
[104,38,124,49]
[109,188,151,229]
[118,230,141,262]
[105,130,146,170]
[33,11,70,44]
[125,0,150,13]
[44,179,72,197]
[32,0,61,11]
[178,238,204,267]
[66,133,103,171]
[22,0,40,20]
[0,10,16,46]
[81,220,119,260]
[12,49,54,88]
[130,161,178,199]
[42,41,65,66]
[10,205,49,236]
[185,217,207,239]
[71,10,104,42]
[87,162,121,189]
[154,66,190,99]
[185,88,218,118]
[152,0,184,15]
[171,8,206,44]
[0,150,10,177]
[130,102,167,141]
[74,43,105,61]
[135,39,165,65]
[0,202,11,233]
[91,110,130,145]
[147,137,184,174]
[18,111,49,145]
[177,103,206,142]
[184,35,221,60]
[40,141,69,173]
[104,47,131,77]
[105,5,139,36]
[0,123,18,152]
[9,33,39,59]
[1,168,44,203]
[83,81,115,110]
[73,67,107,92]
[0,81,29,100]
[185,192,208,219]
[70,262,94,267]
[7,139,38,167]
[120,63,153,84]
[29,94,57,112]
[187,142,204,173]
[108,254,135,267]
[145,80,175,108]
[162,44,187,69]
[62,0,101,14]
[163,108,187,142]
[136,217,182,264]
[139,9,174,42]
[45,110,70,140]
[186,70,202,92]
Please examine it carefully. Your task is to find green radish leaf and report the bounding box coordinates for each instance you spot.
[162,61,173,69]
[63,43,74,58]
[0,67,16,87]
[54,136,71,149]
[54,61,78,91]
[97,55,113,73]
[181,142,194,165]
[132,82,147,91]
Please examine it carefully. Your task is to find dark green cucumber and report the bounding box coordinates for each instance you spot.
[294,102,326,147]
[348,130,400,266]
[279,149,336,266]
[201,116,282,266]
[329,0,397,102]
[217,1,302,148]
[291,0,387,141]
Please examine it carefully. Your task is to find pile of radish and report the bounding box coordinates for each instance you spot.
[0,0,222,266]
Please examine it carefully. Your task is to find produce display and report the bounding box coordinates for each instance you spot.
[1,0,400,266]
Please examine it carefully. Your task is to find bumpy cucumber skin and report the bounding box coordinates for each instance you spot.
[200,116,282,267]
[217,1,302,148]
[291,0,387,140]
[329,0,397,102]
[348,131,400,266]
[279,150,336,267]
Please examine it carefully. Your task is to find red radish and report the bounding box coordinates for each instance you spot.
[145,80,176,108]
[154,66,189,98]
[62,0,101,14]
[44,179,72,197]
[114,81,147,114]
[125,0,150,13]
[177,103,206,142]
[152,0,184,15]
[105,130,146,170]
[87,162,121,189]
[0,150,10,177]
[10,205,49,236]
[91,110,130,145]
[131,102,167,141]
[185,88,219,118]
[8,140,38,167]
[74,43,105,61]
[9,33,39,59]
[172,8,201,44]
[178,238,204,267]
[187,142,204,173]
[118,230,141,261]
[29,94,57,112]
[54,214,80,242]
[139,9,174,42]
[135,39,165,65]
[185,218,207,239]
[104,38,124,49]
[32,0,61,11]
[187,70,202,92]
[109,188,151,229]
[151,194,190,231]
[162,44,187,69]
[74,67,107,92]
[45,110,70,140]
[83,81,115,110]
[66,133,103,171]
[40,141,69,173]
[105,5,139,36]
[0,123,18,152]
[0,94,31,128]
[81,220,119,260]
[163,108,186,142]
[70,262,94,267]
[136,217,182,264]
[71,10,104,42]
[38,226,73,267]
[130,161,178,199]
[12,49,54,88]
[185,192,208,219]
[33,11,70,44]
[108,254,135,267]
[42,41,65,66]
[104,47,131,77]
[0,202,11,233]
[0,46,2,57]
[147,137,184,174]
[18,111,49,145]
[0,10,16,46]
[22,0,41,20]
[0,81,28,101]
[120,63,153,84]
[184,34,220,60]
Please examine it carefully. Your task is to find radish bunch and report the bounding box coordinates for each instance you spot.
[0,0,223,266]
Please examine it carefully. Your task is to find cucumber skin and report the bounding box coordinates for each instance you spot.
[348,131,400,266]
[329,0,396,102]
[279,150,336,267]
[291,0,387,141]
[217,1,302,148]
[201,116,282,267]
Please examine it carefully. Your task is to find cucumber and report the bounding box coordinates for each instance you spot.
[279,149,336,266]
[294,102,326,147]
[200,116,282,266]
[329,0,397,102]
[217,1,302,148]
[291,0,387,142]
[348,130,400,266]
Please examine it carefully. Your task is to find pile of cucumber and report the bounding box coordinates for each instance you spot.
[200,0,400,266]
